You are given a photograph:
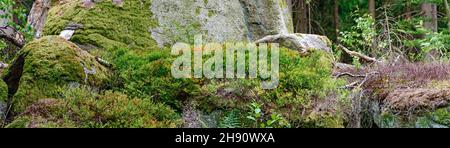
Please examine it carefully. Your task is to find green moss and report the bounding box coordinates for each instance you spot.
[430,107,450,126]
[5,36,111,113]
[7,86,180,128]
[208,10,215,17]
[0,80,7,102]
[194,48,346,128]
[378,106,450,128]
[44,0,158,51]
[110,48,199,111]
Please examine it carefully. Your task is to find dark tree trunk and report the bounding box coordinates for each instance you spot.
[333,0,340,44]
[369,0,376,19]
[294,0,309,33]
[444,0,450,32]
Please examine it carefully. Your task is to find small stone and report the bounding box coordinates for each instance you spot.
[59,30,75,40]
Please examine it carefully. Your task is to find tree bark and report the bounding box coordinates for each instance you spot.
[333,0,340,44]
[421,3,438,32]
[444,0,450,32]
[294,0,309,33]
[27,0,52,38]
[369,0,377,51]
[422,3,439,61]
[369,0,376,19]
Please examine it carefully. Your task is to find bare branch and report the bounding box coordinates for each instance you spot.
[337,45,381,63]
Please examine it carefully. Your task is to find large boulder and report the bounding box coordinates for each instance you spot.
[44,0,294,50]
[2,36,111,113]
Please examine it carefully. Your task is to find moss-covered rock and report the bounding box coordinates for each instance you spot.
[6,86,180,128]
[44,0,158,51]
[44,0,294,50]
[3,36,111,113]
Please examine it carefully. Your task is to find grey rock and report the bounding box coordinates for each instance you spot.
[150,0,293,47]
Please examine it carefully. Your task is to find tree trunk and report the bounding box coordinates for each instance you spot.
[369,0,377,51]
[422,3,439,61]
[294,0,309,33]
[444,0,450,32]
[421,3,438,32]
[27,0,52,38]
[369,0,376,19]
[333,0,340,44]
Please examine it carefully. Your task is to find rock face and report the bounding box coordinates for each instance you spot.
[2,36,111,113]
[151,0,293,46]
[44,0,295,49]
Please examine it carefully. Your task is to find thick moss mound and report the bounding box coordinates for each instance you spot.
[109,46,347,128]
[44,0,158,51]
[3,36,111,113]
[195,49,347,128]
[6,86,180,128]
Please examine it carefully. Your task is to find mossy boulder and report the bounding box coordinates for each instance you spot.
[44,0,158,51]
[3,36,111,113]
[44,0,293,50]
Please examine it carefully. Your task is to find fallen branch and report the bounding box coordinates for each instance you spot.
[334,72,366,78]
[338,45,380,63]
[0,26,25,48]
